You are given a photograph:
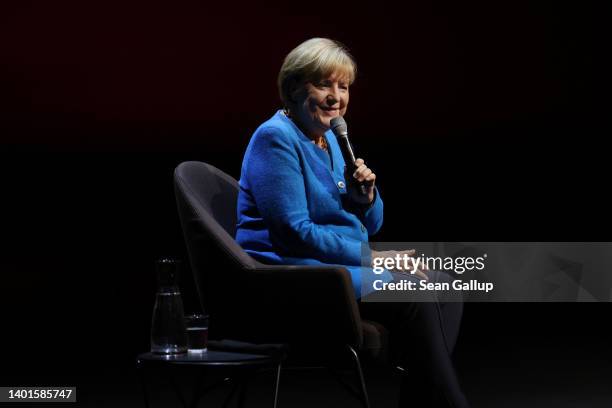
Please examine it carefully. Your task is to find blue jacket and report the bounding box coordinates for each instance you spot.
[235,110,390,297]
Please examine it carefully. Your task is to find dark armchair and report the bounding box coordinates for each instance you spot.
[174,161,390,407]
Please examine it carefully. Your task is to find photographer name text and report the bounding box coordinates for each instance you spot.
[373,279,494,293]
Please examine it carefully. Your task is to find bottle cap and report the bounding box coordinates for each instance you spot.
[156,258,181,288]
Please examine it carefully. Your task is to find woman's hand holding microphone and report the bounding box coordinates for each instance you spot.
[348,158,376,205]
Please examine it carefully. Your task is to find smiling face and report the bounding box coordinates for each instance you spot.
[290,72,350,139]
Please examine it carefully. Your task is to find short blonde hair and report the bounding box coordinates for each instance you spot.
[278,38,357,109]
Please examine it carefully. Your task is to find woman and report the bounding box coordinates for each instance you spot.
[236,38,470,408]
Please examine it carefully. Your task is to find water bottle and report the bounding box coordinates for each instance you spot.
[150,258,188,354]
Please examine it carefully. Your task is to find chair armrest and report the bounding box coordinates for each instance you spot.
[211,264,364,350]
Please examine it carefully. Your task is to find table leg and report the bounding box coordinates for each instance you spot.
[188,369,206,408]
[236,372,249,408]
[167,367,188,408]
[137,360,151,408]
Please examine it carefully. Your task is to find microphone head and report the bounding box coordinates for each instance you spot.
[330,116,348,136]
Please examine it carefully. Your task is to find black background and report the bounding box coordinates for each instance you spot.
[1,0,609,406]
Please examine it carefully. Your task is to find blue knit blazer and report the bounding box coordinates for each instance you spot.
[236,110,391,298]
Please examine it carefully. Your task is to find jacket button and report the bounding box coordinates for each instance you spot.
[337,181,345,189]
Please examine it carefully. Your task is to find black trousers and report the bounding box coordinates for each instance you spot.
[359,270,470,408]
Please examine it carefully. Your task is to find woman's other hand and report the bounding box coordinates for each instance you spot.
[370,249,429,281]
[348,158,376,205]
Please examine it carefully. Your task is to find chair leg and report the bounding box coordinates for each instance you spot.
[273,363,282,408]
[347,345,371,408]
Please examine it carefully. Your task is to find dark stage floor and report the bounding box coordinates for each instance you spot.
[16,335,610,408]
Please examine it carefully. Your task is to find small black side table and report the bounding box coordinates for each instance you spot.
[137,350,282,408]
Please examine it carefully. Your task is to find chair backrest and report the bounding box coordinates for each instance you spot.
[174,161,258,314]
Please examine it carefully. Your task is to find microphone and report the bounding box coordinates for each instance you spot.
[330,116,368,196]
